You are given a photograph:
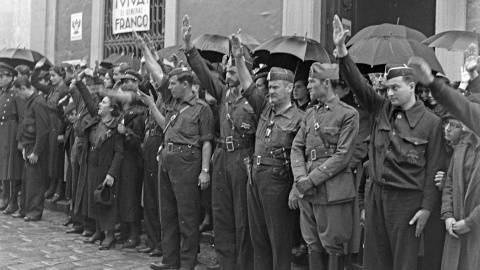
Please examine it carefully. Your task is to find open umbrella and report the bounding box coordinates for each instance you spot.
[100,54,141,70]
[422,30,480,51]
[192,34,230,63]
[252,36,332,72]
[0,48,53,70]
[157,45,188,65]
[347,23,427,47]
[348,36,444,74]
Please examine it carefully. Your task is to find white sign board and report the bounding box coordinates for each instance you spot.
[71,13,82,41]
[112,0,151,34]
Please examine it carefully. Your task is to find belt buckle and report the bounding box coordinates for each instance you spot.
[167,143,173,152]
[256,156,261,166]
[226,136,234,152]
[311,149,317,161]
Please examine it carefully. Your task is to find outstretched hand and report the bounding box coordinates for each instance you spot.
[231,33,244,59]
[332,15,349,58]
[133,30,148,50]
[408,57,435,85]
[182,15,193,50]
[35,58,47,69]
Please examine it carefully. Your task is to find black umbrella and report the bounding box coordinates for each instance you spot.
[348,36,444,74]
[0,48,53,70]
[252,36,332,72]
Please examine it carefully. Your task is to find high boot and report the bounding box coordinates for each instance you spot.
[3,181,20,214]
[328,253,345,270]
[309,251,328,270]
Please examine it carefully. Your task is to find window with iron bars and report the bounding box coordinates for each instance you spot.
[104,0,165,60]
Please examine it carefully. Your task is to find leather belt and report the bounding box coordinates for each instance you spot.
[165,142,198,153]
[306,147,336,161]
[252,155,288,167]
[216,136,254,152]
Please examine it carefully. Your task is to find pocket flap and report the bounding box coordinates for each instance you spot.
[322,126,340,135]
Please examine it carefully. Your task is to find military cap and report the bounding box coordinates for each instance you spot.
[309,62,339,80]
[384,64,413,80]
[0,62,17,77]
[120,69,142,82]
[267,67,294,83]
[253,66,270,81]
[168,66,192,79]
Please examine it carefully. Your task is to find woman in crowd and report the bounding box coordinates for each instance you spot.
[104,69,116,92]
[441,95,480,270]
[72,76,123,250]
[115,84,145,248]
[31,58,69,203]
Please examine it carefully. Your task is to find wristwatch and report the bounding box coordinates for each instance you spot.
[202,168,209,173]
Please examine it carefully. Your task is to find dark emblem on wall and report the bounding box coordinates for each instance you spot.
[72,19,81,34]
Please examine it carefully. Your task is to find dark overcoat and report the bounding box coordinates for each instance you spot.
[441,132,480,270]
[84,116,123,231]
[117,105,145,222]
[0,84,24,181]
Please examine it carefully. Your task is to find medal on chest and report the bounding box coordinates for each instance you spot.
[265,121,274,138]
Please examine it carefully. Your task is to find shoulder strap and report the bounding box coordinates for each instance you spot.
[312,108,329,147]
[163,104,191,134]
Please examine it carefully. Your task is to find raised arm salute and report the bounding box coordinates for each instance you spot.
[334,15,445,270]
[179,16,257,270]
[234,33,304,270]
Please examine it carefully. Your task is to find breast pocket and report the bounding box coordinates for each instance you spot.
[400,136,428,166]
[322,126,340,145]
[175,116,198,137]
[23,118,36,134]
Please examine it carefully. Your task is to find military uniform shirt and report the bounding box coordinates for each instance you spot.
[20,92,50,156]
[242,83,304,157]
[163,94,214,148]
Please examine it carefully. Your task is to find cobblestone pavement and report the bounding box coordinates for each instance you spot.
[0,210,218,270]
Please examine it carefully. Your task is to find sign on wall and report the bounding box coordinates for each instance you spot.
[71,12,83,41]
[112,0,151,34]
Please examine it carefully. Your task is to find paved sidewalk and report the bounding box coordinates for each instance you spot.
[0,210,217,270]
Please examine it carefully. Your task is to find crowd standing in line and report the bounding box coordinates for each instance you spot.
[0,14,479,270]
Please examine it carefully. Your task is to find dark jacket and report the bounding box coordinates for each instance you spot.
[0,84,25,181]
[19,92,50,156]
[118,105,145,222]
[429,78,480,137]
[339,54,444,211]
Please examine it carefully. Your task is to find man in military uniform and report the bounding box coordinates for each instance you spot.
[289,62,359,270]
[0,62,24,215]
[14,76,50,222]
[333,16,445,270]
[182,15,256,270]
[232,35,304,270]
[150,67,214,270]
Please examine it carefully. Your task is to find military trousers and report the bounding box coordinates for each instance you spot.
[299,199,353,255]
[159,146,201,269]
[21,147,47,219]
[364,181,423,270]
[247,164,293,270]
[143,136,162,250]
[212,147,254,270]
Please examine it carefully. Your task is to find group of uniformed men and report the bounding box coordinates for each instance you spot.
[0,14,466,270]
